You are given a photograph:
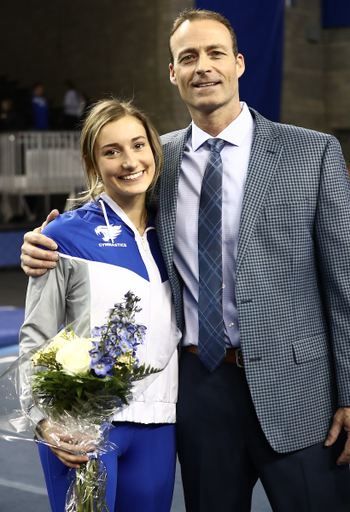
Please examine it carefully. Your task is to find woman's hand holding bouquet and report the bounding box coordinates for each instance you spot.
[39,419,94,468]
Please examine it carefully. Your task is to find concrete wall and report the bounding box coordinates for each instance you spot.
[323,26,350,134]
[281,0,327,132]
[326,24,350,163]
[281,0,350,162]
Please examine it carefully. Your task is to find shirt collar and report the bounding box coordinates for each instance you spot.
[191,102,253,151]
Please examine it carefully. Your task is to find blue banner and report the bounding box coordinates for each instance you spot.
[322,0,350,28]
[0,230,26,267]
[195,0,285,121]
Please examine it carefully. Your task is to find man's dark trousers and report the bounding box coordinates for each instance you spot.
[177,350,350,512]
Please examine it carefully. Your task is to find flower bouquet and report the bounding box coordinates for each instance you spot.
[0,291,176,512]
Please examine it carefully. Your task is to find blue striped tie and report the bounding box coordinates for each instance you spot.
[198,138,226,372]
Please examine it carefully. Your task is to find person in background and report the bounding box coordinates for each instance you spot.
[20,9,350,512]
[63,80,83,129]
[0,99,19,131]
[20,98,179,512]
[30,83,49,130]
[77,92,91,123]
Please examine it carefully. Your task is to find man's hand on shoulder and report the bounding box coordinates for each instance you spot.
[324,406,350,464]
[21,209,60,276]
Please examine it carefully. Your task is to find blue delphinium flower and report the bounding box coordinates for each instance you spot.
[126,323,134,334]
[89,349,102,363]
[90,291,148,378]
[103,339,115,354]
[91,357,114,377]
[91,327,103,338]
[108,346,123,359]
[102,356,114,367]
[135,325,147,342]
[120,339,133,354]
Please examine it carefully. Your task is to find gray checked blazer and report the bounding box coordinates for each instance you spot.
[152,108,350,454]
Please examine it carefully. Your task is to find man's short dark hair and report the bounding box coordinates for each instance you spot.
[169,8,239,64]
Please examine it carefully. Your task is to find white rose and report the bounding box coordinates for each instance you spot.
[46,335,70,352]
[56,338,93,376]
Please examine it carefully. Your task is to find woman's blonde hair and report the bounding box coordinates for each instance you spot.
[80,98,163,202]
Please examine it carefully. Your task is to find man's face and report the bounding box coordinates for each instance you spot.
[169,19,245,120]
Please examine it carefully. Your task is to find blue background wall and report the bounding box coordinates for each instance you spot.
[322,0,350,28]
[195,0,285,121]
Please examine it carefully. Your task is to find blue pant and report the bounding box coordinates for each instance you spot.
[38,422,176,512]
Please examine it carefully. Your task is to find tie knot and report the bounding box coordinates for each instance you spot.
[207,138,225,153]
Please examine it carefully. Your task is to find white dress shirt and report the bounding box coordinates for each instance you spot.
[173,102,255,348]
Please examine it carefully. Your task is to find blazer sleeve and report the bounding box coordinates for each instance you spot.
[315,135,350,406]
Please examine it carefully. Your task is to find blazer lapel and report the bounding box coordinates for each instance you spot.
[157,126,191,278]
[236,110,283,278]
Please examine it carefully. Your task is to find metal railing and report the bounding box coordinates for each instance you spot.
[0,131,86,221]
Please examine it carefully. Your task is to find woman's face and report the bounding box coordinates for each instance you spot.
[94,115,155,205]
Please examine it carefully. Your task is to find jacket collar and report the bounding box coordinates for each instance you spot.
[236,108,283,277]
[156,126,191,277]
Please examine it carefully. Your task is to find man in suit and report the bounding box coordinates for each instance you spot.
[21,9,350,512]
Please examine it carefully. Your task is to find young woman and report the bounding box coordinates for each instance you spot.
[19,98,180,512]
